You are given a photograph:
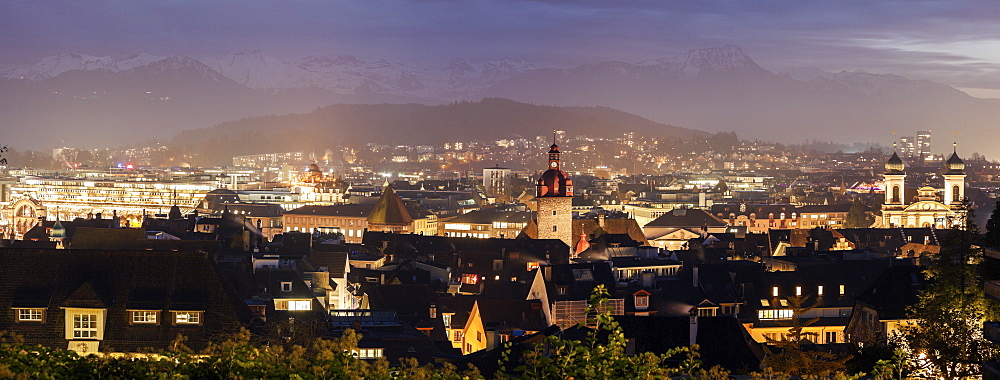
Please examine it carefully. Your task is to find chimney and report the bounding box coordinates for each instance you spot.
[692,266,700,288]
[689,308,699,346]
[641,272,655,288]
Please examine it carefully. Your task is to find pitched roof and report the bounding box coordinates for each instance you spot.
[0,248,253,351]
[367,185,414,225]
[644,209,727,228]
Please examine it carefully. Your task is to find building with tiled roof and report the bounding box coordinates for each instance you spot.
[0,248,253,353]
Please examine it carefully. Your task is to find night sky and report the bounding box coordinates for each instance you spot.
[3,1,1000,97]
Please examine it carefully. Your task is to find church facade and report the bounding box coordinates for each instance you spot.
[880,149,966,228]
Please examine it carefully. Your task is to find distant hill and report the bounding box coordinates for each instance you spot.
[169,98,708,165]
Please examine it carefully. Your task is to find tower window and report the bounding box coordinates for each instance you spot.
[953,185,960,202]
[891,186,900,203]
[552,210,557,216]
[552,226,557,232]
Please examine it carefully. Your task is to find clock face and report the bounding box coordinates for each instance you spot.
[550,161,558,168]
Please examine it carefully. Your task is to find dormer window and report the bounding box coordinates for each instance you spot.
[172,311,203,325]
[772,286,779,297]
[839,285,846,295]
[817,285,824,296]
[16,308,44,322]
[130,310,158,325]
[795,286,802,296]
[633,290,650,310]
[281,282,293,292]
[73,313,99,338]
[557,286,567,295]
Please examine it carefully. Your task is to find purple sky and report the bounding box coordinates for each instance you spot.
[3,1,1000,94]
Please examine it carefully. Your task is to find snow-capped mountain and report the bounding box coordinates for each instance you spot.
[1,52,168,80]
[1,50,539,101]
[201,50,536,99]
[637,45,771,77]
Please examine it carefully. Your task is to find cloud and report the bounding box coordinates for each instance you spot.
[2,0,999,88]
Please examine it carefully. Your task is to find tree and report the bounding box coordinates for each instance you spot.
[761,295,852,376]
[845,199,874,228]
[900,205,1000,378]
[984,199,1000,248]
[496,285,724,379]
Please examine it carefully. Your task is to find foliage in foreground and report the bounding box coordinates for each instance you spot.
[0,285,912,379]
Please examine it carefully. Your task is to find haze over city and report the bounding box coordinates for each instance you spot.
[2,1,1000,157]
[3,2,1000,378]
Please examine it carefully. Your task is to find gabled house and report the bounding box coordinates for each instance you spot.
[844,265,925,343]
[460,298,548,355]
[0,248,253,353]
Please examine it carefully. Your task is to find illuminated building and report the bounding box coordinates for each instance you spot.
[532,140,574,248]
[879,148,965,228]
[1,177,214,239]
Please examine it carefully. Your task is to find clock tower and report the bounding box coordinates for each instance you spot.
[536,138,573,248]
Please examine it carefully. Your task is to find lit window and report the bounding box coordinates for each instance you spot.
[817,285,824,296]
[352,348,384,359]
[795,286,802,296]
[635,295,648,307]
[772,286,779,297]
[839,285,845,295]
[17,309,43,322]
[173,311,202,325]
[760,299,770,307]
[73,314,99,338]
[131,311,158,324]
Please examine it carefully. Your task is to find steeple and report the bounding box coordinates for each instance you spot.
[946,140,965,174]
[367,184,414,227]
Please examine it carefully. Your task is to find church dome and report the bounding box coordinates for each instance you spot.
[885,151,905,174]
[946,151,965,173]
[537,169,573,197]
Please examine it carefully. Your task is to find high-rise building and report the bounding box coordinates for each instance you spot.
[916,130,932,160]
[482,165,511,198]
[898,136,916,159]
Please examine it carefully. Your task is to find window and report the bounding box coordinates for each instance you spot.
[772,286,779,297]
[131,311,158,324]
[635,295,648,307]
[552,225,557,232]
[281,282,293,292]
[825,331,838,343]
[477,331,482,342]
[17,308,44,322]
[795,286,802,296]
[73,314,99,338]
[453,330,463,342]
[353,348,383,359]
[557,286,567,295]
[839,285,845,295]
[173,311,202,325]
[817,285,824,296]
[698,308,716,317]
[275,300,312,311]
[552,210,557,216]
[757,309,794,320]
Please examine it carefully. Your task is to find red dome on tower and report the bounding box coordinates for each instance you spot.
[537,143,573,197]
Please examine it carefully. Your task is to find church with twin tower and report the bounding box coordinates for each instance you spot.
[534,139,574,248]
[880,145,966,228]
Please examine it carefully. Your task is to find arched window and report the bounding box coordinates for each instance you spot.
[953,185,960,202]
[892,186,900,203]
